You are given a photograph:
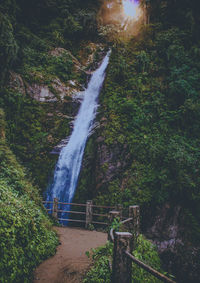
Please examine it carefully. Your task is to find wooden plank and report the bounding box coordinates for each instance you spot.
[58,202,87,207]
[91,221,108,225]
[92,204,115,209]
[58,218,85,223]
[121,217,133,225]
[57,210,86,215]
[93,213,108,217]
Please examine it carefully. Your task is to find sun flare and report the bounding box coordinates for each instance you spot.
[122,0,141,20]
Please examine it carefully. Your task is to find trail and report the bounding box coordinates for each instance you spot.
[34,227,107,283]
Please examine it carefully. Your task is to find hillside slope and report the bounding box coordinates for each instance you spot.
[0,109,58,282]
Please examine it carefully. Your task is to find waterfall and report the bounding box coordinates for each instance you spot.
[46,51,111,219]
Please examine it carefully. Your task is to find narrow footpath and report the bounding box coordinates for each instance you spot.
[34,227,107,283]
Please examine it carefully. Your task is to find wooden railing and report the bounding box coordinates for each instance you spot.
[109,206,176,283]
[43,199,176,282]
[43,198,115,228]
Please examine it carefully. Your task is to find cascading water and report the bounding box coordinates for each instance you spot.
[45,51,111,222]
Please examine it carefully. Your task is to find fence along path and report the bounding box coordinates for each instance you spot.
[43,199,176,283]
[43,198,116,228]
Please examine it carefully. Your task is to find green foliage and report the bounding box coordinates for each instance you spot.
[132,235,163,283]
[83,241,113,283]
[0,87,71,189]
[0,12,18,83]
[91,27,200,244]
[84,236,164,283]
[0,183,58,283]
[20,48,74,84]
[0,112,58,282]
[0,0,101,86]
[110,217,121,231]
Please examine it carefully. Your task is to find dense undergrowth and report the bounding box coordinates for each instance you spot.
[96,26,200,241]
[0,110,58,282]
[84,235,168,283]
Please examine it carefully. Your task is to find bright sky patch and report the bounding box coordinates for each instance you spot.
[122,0,141,20]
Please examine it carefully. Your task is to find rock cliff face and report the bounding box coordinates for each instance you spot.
[94,138,129,190]
[145,204,200,283]
[76,119,200,283]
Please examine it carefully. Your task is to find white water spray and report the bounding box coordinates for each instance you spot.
[46,51,111,207]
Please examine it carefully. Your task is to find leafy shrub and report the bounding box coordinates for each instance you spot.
[0,12,18,83]
[20,48,74,84]
[0,183,58,283]
[0,113,58,282]
[84,236,165,283]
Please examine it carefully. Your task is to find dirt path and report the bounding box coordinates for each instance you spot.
[34,227,107,283]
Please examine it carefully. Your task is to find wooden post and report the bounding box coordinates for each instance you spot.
[53,198,58,219]
[129,205,140,239]
[85,200,93,229]
[145,0,150,25]
[112,232,133,283]
[109,210,121,224]
[116,204,123,219]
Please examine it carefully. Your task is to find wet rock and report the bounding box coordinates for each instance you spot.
[94,140,130,189]
[145,203,200,283]
[50,137,70,155]
[27,84,57,102]
[26,77,84,103]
